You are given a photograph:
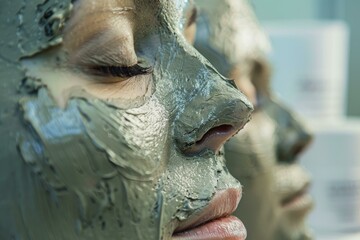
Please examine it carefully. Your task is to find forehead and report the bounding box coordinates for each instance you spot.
[0,0,191,62]
[72,0,146,16]
[66,0,193,44]
[71,0,189,25]
[70,0,154,28]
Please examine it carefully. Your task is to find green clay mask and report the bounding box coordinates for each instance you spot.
[0,0,252,239]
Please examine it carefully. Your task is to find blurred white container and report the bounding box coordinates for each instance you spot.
[264,21,349,121]
[317,232,360,240]
[300,119,360,237]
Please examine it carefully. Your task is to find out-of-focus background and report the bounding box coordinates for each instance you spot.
[250,0,360,239]
[252,0,359,118]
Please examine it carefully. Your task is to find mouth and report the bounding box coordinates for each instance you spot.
[281,182,313,213]
[172,188,247,240]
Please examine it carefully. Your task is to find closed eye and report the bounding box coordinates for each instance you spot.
[89,62,153,78]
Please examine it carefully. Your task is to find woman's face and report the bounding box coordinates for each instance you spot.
[193,0,313,239]
[226,73,314,240]
[0,0,252,239]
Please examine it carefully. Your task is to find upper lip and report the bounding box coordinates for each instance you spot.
[281,182,310,207]
[173,188,242,234]
[275,165,312,207]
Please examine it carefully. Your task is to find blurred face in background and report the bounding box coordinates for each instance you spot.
[0,0,253,239]
[194,0,314,239]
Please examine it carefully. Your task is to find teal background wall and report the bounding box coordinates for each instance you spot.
[339,1,360,117]
[251,0,317,20]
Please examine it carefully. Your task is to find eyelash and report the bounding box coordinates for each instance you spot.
[90,63,153,78]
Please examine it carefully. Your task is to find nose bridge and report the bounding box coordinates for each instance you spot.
[182,41,253,111]
[177,75,251,130]
[158,38,252,113]
[270,98,313,163]
[171,51,253,154]
[154,37,253,155]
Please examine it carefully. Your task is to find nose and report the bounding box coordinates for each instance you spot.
[268,98,313,163]
[174,76,253,156]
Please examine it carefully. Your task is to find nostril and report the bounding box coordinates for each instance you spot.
[196,125,233,145]
[292,135,313,158]
[280,134,313,163]
[292,142,307,158]
[174,94,253,157]
[183,124,242,156]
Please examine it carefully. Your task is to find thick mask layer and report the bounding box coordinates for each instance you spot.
[0,0,72,238]
[0,0,72,60]
[17,89,165,239]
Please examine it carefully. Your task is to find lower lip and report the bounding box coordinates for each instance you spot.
[172,216,246,240]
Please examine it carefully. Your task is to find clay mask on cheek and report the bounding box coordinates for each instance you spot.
[18,88,169,239]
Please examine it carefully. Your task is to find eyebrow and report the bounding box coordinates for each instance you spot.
[99,7,136,15]
[79,5,136,16]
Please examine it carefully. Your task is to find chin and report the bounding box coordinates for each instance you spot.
[275,209,314,240]
[275,224,313,240]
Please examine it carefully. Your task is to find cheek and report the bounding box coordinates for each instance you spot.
[21,48,154,110]
[84,74,153,108]
[225,112,277,179]
[19,89,169,232]
[183,24,196,45]
[234,77,257,107]
[158,155,227,231]
[77,96,170,180]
